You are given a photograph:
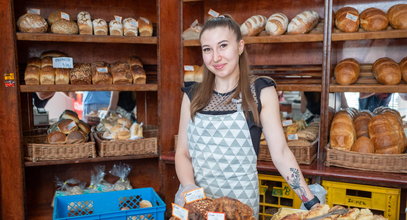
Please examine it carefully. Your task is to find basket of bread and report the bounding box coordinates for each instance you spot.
[326,107,407,173]
[24,110,96,162]
[93,112,157,157]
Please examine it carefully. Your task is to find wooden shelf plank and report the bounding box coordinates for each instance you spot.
[183,0,202,2]
[330,84,407,93]
[276,84,321,92]
[25,153,159,167]
[16,32,158,44]
[332,29,407,41]
[20,84,158,92]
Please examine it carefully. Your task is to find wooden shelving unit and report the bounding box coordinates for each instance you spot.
[20,84,158,92]
[332,29,407,41]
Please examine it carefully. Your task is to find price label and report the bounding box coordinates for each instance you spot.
[61,12,70,21]
[129,19,138,27]
[172,203,188,220]
[97,67,108,73]
[282,119,293,127]
[345,13,358,22]
[184,187,206,204]
[140,17,150,24]
[287,133,298,141]
[190,19,199,28]
[208,9,220,18]
[207,212,226,220]
[27,8,41,15]
[184,65,195,71]
[114,15,122,23]
[52,57,73,69]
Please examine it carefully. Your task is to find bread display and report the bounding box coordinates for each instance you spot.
[48,11,71,25]
[55,68,70,84]
[93,18,108,35]
[372,57,401,85]
[47,111,91,145]
[109,20,123,36]
[287,10,319,34]
[123,18,138,36]
[138,17,153,36]
[17,13,48,33]
[24,66,40,85]
[400,56,407,82]
[91,62,112,85]
[360,8,389,31]
[351,136,375,153]
[335,7,360,32]
[330,111,356,151]
[70,63,92,85]
[240,15,267,36]
[265,13,288,35]
[387,4,407,30]
[334,58,360,85]
[77,11,93,35]
[40,66,55,84]
[111,62,132,84]
[353,111,372,138]
[368,114,400,154]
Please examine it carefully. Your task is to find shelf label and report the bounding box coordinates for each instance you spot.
[184,65,195,71]
[4,73,15,87]
[140,17,150,24]
[345,13,358,22]
[97,67,108,73]
[207,212,226,220]
[114,15,122,23]
[172,203,188,220]
[287,133,298,141]
[282,119,293,127]
[208,9,220,18]
[27,8,41,15]
[184,187,206,204]
[61,12,70,21]
[52,57,73,69]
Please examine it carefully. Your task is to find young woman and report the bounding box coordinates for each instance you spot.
[174,15,319,216]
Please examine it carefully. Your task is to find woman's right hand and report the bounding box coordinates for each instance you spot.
[174,184,199,207]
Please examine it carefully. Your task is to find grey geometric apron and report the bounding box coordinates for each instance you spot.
[187,98,259,217]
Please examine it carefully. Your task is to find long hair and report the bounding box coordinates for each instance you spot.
[190,15,260,125]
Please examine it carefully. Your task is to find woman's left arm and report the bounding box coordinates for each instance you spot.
[260,86,316,204]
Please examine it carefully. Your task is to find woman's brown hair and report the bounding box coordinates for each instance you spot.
[190,15,260,125]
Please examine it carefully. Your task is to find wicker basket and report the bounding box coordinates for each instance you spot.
[325,145,407,173]
[258,140,318,165]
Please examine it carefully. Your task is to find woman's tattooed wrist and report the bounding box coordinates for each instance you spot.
[286,168,309,202]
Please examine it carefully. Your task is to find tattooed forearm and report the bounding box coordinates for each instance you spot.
[286,168,309,202]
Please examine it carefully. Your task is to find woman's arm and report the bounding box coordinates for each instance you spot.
[260,87,315,202]
[107,91,120,112]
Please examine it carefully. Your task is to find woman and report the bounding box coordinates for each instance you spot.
[175,15,319,216]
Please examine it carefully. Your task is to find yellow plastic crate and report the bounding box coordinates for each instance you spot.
[258,174,309,220]
[322,180,400,220]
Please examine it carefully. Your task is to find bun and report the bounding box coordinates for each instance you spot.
[48,11,71,25]
[27,57,42,68]
[17,13,48,33]
[131,66,146,84]
[240,15,267,36]
[59,110,79,123]
[77,120,91,135]
[400,57,407,82]
[303,204,330,218]
[353,111,372,138]
[51,20,79,34]
[330,111,356,151]
[66,130,86,144]
[369,114,400,154]
[57,119,78,134]
[360,8,389,31]
[111,62,132,84]
[351,136,375,153]
[387,4,407,30]
[40,66,55,85]
[372,57,401,85]
[138,17,153,36]
[109,20,123,36]
[55,68,70,84]
[334,58,360,85]
[117,127,131,140]
[123,18,138,36]
[70,63,92,85]
[77,11,93,35]
[93,19,108,35]
[335,7,360,32]
[24,66,40,85]
[91,62,112,85]
[287,10,319,34]
[40,50,67,59]
[265,13,288,35]
[139,200,153,208]
[47,131,67,144]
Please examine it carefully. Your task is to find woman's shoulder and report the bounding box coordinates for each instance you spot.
[181,82,199,100]
[251,76,276,90]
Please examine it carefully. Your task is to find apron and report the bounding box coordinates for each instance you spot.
[187,97,259,217]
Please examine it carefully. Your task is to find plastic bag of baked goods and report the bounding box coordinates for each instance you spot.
[52,178,86,207]
[182,19,202,40]
[110,163,133,191]
[87,165,113,193]
[300,183,327,210]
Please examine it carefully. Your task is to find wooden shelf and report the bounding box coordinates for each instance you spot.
[183,0,202,2]
[330,83,407,93]
[332,29,407,41]
[16,32,158,44]
[276,84,321,92]
[25,153,159,167]
[20,84,158,92]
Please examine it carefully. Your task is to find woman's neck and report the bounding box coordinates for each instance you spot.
[214,75,239,93]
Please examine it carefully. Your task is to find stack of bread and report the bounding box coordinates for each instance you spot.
[184,65,204,83]
[47,110,91,144]
[96,112,143,141]
[266,120,319,147]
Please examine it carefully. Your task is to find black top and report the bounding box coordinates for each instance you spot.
[117,91,136,112]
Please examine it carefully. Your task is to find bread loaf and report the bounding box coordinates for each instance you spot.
[380,110,406,153]
[387,4,407,30]
[91,62,112,85]
[265,13,288,35]
[138,17,153,36]
[93,19,108,35]
[59,110,79,123]
[41,57,53,68]
[131,66,146,84]
[128,56,143,68]
[334,58,360,85]
[57,119,78,134]
[77,11,93,35]
[360,8,389,31]
[400,56,407,82]
[351,136,375,153]
[335,7,360,32]
[372,57,401,85]
[182,25,202,40]
[111,62,132,84]
[240,15,267,36]
[55,68,70,84]
[48,11,71,25]
[123,18,138,36]
[109,20,123,36]
[27,57,42,68]
[70,63,92,85]
[66,130,86,144]
[184,65,200,82]
[51,20,79,34]
[47,131,67,144]
[330,111,356,151]
[369,114,400,154]
[40,66,55,85]
[40,50,67,59]
[24,66,40,85]
[17,13,48,33]
[353,111,372,138]
[77,120,91,135]
[287,10,319,34]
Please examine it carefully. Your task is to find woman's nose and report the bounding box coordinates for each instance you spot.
[213,49,221,62]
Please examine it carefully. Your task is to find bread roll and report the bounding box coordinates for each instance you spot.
[48,11,71,25]
[131,66,146,84]
[303,204,330,219]
[40,66,55,85]
[55,68,70,84]
[330,111,356,151]
[351,136,375,153]
[77,11,93,35]
[57,119,78,134]
[265,13,288,35]
[70,63,92,85]
[109,20,123,36]
[41,57,53,68]
[334,58,360,85]
[51,20,79,34]
[111,62,132,84]
[66,130,86,144]
[17,13,48,33]
[40,50,68,59]
[24,66,40,85]
[387,4,407,30]
[138,17,153,36]
[139,200,153,208]
[372,57,401,85]
[77,120,91,135]
[335,7,360,32]
[91,62,112,85]
[47,131,67,144]
[123,18,138,36]
[128,56,143,68]
[60,110,79,123]
[400,57,407,82]
[240,15,267,36]
[93,19,108,35]
[369,114,400,154]
[353,111,372,138]
[287,10,319,34]
[27,57,42,68]
[360,8,389,31]
[117,127,131,140]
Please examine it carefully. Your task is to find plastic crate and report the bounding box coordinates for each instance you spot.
[53,188,166,220]
[322,180,400,220]
[258,174,309,220]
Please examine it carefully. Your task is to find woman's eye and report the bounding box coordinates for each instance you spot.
[202,48,211,53]
[220,43,228,49]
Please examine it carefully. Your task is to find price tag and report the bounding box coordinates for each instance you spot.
[27,8,41,15]
[207,212,226,220]
[140,17,150,24]
[172,203,188,220]
[52,57,73,69]
[208,9,220,18]
[190,19,199,28]
[61,12,70,21]
[184,187,206,204]
[345,13,358,22]
[184,65,195,71]
[97,67,108,73]
[282,119,293,127]
[114,15,122,23]
[130,20,138,27]
[287,133,298,141]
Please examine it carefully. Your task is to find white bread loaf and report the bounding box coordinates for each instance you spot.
[240,15,267,36]
[287,10,319,34]
[40,66,55,85]
[138,17,153,36]
[109,20,123,36]
[55,68,70,84]
[24,66,40,85]
[17,13,48,33]
[123,18,138,36]
[77,11,93,35]
[93,19,108,35]
[265,13,289,35]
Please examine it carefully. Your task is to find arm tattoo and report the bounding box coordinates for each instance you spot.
[286,168,309,202]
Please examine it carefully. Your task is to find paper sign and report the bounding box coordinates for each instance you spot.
[27,8,41,15]
[184,65,195,71]
[97,67,108,73]
[114,15,122,23]
[52,57,73,69]
[287,133,299,141]
[207,212,226,220]
[130,20,138,27]
[61,12,70,21]
[208,9,220,18]
[282,119,293,127]
[345,13,358,22]
[184,187,206,204]
[172,203,188,220]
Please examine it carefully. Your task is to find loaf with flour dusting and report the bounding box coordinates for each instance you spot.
[265,13,288,35]
[240,15,267,36]
[287,10,319,34]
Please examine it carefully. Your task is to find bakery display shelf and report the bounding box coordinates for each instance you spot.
[19,84,158,92]
[25,153,159,167]
[276,84,321,92]
[332,29,407,41]
[16,32,158,44]
[329,83,407,93]
[183,0,203,2]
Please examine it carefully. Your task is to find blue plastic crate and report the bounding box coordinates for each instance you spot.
[53,187,166,220]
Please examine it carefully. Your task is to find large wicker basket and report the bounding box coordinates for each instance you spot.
[258,140,318,165]
[325,145,407,173]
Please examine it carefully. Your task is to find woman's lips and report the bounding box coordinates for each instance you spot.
[213,64,226,70]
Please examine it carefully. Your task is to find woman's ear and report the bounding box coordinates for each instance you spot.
[238,39,245,55]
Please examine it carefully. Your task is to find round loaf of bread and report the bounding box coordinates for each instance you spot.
[57,119,78,134]
[265,13,288,35]
[400,57,407,82]
[47,131,67,144]
[66,130,86,144]
[17,13,48,33]
[334,58,360,85]
[48,11,71,25]
[351,136,375,153]
[372,57,401,85]
[387,4,407,30]
[360,8,388,31]
[335,7,360,32]
[51,20,79,34]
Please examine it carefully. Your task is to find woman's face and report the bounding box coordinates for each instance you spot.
[200,26,244,79]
